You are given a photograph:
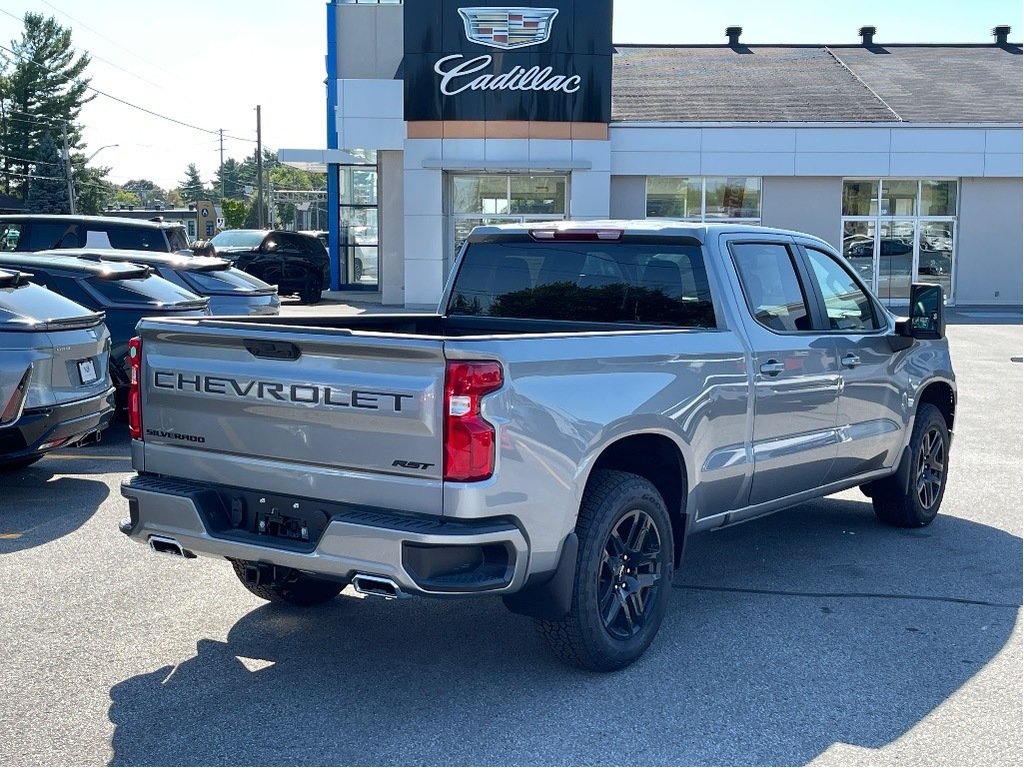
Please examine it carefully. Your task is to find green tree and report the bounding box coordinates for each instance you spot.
[221,198,247,229]
[24,132,69,212]
[178,163,206,203]
[120,179,166,208]
[214,158,246,199]
[71,156,112,215]
[0,12,91,199]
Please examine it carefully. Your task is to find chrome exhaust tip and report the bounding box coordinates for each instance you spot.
[352,573,405,600]
[148,535,195,559]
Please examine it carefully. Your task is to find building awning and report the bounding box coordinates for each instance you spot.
[277,148,366,173]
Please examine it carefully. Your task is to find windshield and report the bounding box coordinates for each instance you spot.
[211,230,264,248]
[448,240,716,328]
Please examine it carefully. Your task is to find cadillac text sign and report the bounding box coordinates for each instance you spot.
[403,0,612,123]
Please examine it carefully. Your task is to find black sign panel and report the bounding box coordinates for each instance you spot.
[403,0,612,123]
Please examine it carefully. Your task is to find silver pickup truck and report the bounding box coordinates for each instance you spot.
[120,221,955,671]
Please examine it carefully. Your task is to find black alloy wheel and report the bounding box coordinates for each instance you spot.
[598,508,663,640]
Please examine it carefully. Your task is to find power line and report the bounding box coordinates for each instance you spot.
[37,0,166,74]
[0,41,256,144]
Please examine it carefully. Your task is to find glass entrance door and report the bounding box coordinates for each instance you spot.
[876,220,915,304]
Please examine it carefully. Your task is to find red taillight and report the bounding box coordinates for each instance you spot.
[444,360,503,482]
[127,337,143,440]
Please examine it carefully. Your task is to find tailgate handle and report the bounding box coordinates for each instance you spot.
[244,339,302,360]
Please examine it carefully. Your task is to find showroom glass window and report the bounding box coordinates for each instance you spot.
[449,174,568,272]
[841,179,957,305]
[339,150,378,288]
[646,177,762,222]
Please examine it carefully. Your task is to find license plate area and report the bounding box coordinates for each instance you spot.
[77,359,97,384]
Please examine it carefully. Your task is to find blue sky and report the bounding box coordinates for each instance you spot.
[0,0,1020,190]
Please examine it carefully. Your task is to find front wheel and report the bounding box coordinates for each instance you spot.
[230,559,344,606]
[536,470,674,671]
[299,272,323,305]
[872,403,950,528]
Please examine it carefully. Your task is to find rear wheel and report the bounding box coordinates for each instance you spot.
[299,272,323,305]
[230,559,344,606]
[872,403,949,528]
[536,470,674,671]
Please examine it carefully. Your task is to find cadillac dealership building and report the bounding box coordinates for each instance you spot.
[280,1,1023,308]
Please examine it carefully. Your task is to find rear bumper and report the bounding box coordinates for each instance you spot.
[0,387,116,461]
[119,475,531,596]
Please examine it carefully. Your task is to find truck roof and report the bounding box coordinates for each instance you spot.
[0,213,183,230]
[0,251,152,279]
[467,220,833,249]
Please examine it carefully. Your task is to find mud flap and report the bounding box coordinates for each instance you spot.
[502,533,578,621]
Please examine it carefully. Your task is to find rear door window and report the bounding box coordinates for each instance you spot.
[104,225,163,250]
[25,222,84,250]
[731,242,812,333]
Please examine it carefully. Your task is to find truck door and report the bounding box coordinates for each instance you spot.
[797,243,905,482]
[726,238,841,506]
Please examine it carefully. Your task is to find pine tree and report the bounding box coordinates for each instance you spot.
[24,133,70,213]
[0,12,91,199]
[179,163,206,203]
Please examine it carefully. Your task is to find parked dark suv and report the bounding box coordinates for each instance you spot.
[0,214,192,254]
[200,229,330,304]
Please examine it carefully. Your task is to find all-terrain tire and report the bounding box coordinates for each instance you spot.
[230,559,344,606]
[536,470,674,672]
[872,403,949,528]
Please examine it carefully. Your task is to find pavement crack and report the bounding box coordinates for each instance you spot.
[674,583,1020,609]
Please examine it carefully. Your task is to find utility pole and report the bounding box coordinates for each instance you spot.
[219,129,225,198]
[61,124,75,214]
[255,105,264,229]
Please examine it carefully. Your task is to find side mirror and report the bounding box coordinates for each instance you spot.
[891,283,945,350]
[907,282,945,339]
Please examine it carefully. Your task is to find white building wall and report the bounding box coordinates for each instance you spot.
[760,177,843,249]
[610,124,1023,178]
[956,177,1024,307]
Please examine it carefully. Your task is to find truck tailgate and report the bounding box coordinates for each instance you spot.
[137,320,445,507]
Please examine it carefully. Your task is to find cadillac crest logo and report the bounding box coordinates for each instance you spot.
[458,7,559,50]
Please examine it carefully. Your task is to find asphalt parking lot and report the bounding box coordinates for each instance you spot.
[0,302,1020,766]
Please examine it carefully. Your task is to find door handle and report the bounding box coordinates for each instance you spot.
[759,360,786,377]
[841,354,862,369]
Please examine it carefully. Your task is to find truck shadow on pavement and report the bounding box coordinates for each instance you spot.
[0,472,110,555]
[107,498,1021,766]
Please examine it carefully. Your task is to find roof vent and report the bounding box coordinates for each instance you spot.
[993,25,1011,45]
[859,26,877,45]
[725,26,742,45]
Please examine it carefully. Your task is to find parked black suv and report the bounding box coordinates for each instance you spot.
[199,229,330,304]
[0,214,191,254]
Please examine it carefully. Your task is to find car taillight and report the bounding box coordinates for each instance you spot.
[1,367,31,426]
[444,360,503,482]
[127,337,143,440]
